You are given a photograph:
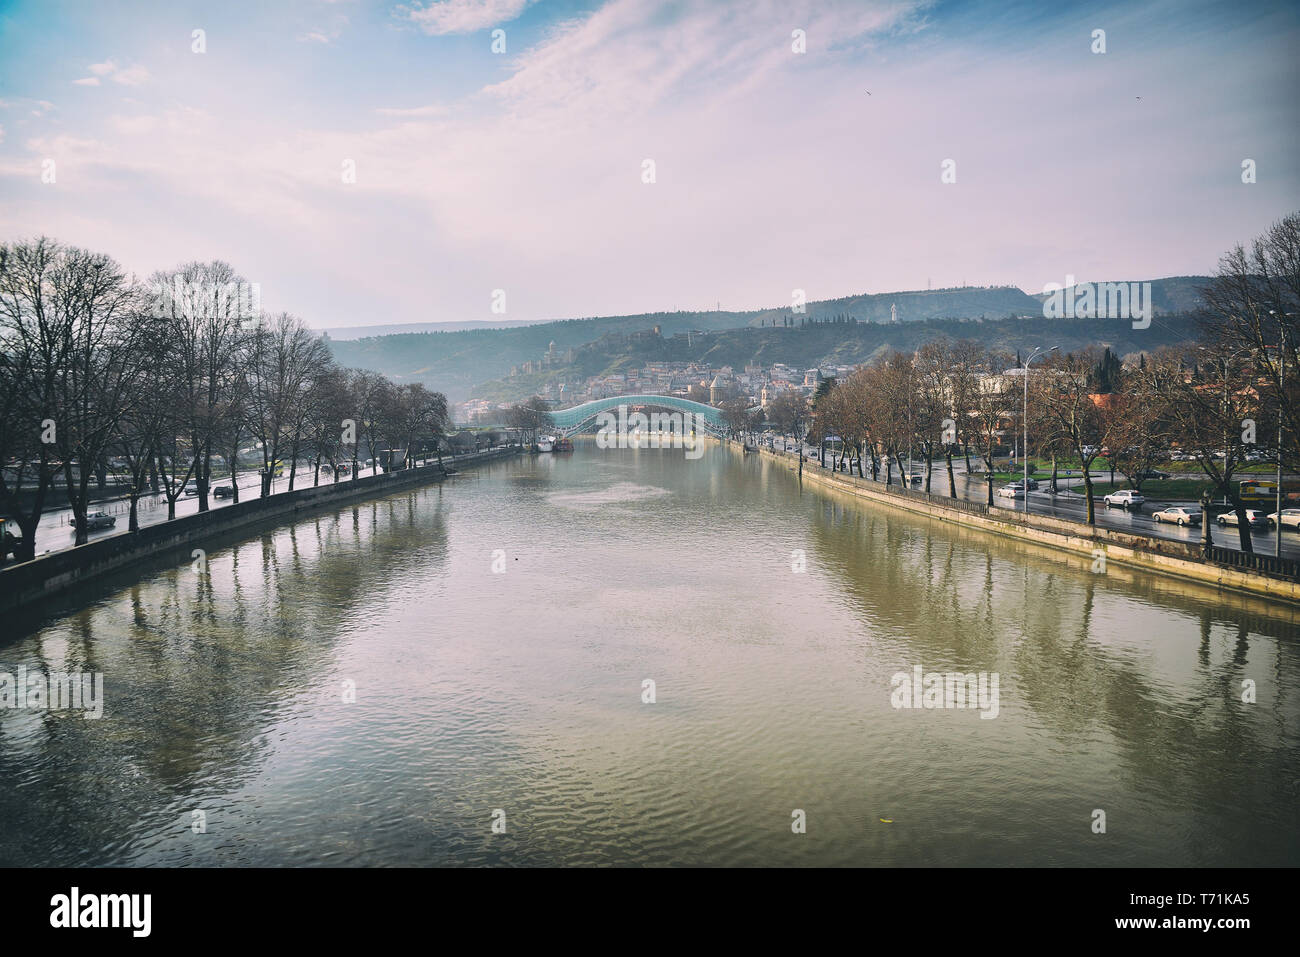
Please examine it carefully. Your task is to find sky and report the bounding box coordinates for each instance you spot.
[1,0,1297,329]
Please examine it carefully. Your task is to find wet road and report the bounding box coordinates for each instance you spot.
[793,450,1300,561]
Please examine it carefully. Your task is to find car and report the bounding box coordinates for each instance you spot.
[70,511,116,530]
[212,485,234,499]
[1152,506,1200,526]
[1267,508,1300,530]
[182,481,200,496]
[997,484,1024,498]
[1217,509,1269,530]
[1104,489,1145,509]
[1133,469,1170,481]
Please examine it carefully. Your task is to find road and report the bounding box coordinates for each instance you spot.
[789,447,1300,561]
[20,463,395,558]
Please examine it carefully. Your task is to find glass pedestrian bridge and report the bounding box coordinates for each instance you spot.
[548,395,728,436]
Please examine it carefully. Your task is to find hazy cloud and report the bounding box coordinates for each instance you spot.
[398,0,531,36]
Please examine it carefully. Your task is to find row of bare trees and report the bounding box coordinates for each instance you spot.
[1,237,450,563]
[804,339,1294,550]
[797,213,1300,552]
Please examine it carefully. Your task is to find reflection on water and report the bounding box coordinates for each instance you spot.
[1,443,1297,866]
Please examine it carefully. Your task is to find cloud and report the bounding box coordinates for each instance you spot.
[76,59,150,88]
[399,0,531,36]
[6,0,1296,328]
[375,104,449,117]
[112,64,151,86]
[298,13,350,44]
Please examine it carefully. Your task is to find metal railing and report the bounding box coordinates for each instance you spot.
[1206,545,1300,581]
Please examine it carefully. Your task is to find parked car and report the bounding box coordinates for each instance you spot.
[1267,508,1300,530]
[70,511,116,530]
[1217,509,1269,530]
[1103,489,1145,509]
[1152,506,1200,526]
[212,484,234,499]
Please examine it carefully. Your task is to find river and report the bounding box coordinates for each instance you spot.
[1,440,1297,866]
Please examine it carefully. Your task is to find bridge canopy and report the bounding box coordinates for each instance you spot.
[549,394,726,436]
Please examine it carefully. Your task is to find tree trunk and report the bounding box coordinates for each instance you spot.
[1231,497,1254,552]
[946,447,957,498]
[229,451,241,504]
[1083,468,1096,525]
[197,444,211,514]
[16,516,38,562]
[1050,455,1058,494]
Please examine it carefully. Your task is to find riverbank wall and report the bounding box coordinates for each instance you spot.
[0,448,517,619]
[740,442,1300,607]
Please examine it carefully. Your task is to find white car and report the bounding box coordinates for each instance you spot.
[70,511,116,530]
[1217,509,1269,530]
[1267,508,1300,530]
[1103,489,1145,509]
[1152,506,1201,526]
[997,484,1024,499]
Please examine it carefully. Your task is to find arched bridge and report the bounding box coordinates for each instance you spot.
[549,395,727,437]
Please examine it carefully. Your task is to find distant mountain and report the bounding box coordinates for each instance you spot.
[325,278,1211,401]
[469,314,1206,406]
[1026,276,1211,315]
[318,319,548,339]
[747,285,1044,325]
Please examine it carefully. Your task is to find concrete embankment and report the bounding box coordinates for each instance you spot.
[0,448,517,621]
[741,442,1300,608]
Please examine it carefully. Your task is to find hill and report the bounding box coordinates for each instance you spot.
[325,278,1210,401]
[467,313,1206,405]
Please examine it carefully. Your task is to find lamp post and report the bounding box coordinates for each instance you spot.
[1276,323,1286,557]
[1022,346,1057,514]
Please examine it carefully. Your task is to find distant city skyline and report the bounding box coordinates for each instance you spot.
[1,0,1297,329]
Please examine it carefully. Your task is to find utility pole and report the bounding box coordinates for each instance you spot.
[1277,326,1286,558]
[1022,346,1057,514]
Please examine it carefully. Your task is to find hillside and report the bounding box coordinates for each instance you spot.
[326,278,1210,401]
[468,313,1207,405]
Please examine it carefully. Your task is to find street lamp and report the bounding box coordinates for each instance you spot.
[1022,346,1057,514]
[1270,314,1285,557]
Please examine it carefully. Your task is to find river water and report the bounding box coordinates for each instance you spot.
[2,441,1298,866]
